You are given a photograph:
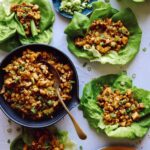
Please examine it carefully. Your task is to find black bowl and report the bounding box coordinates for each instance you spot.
[0,44,79,128]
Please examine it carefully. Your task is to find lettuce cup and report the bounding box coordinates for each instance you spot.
[10,127,77,150]
[65,1,142,65]
[0,0,55,51]
[80,73,150,139]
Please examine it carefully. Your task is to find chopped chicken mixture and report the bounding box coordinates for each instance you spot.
[11,2,41,36]
[23,129,64,150]
[75,18,130,55]
[1,49,74,120]
[97,85,144,127]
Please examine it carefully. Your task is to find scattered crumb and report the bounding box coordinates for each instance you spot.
[7,128,12,133]
[142,47,147,52]
[8,119,12,124]
[87,66,91,71]
[16,127,21,132]
[83,62,88,67]
[7,139,10,144]
[79,145,83,150]
[132,73,136,79]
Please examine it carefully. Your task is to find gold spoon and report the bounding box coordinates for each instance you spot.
[42,61,87,140]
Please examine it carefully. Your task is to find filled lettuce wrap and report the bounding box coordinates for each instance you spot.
[80,73,150,139]
[10,127,77,150]
[0,0,54,51]
[65,1,142,65]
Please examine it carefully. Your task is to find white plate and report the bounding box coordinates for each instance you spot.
[0,0,150,150]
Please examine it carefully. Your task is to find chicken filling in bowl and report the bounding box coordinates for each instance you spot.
[97,85,144,127]
[0,49,74,120]
[23,129,64,150]
[75,18,130,54]
[11,2,41,36]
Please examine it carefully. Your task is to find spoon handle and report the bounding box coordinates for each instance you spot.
[56,89,87,140]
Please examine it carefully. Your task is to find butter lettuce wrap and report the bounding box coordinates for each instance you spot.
[0,0,54,51]
[65,1,142,65]
[10,127,77,150]
[80,73,150,139]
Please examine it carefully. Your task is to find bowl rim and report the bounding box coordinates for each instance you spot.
[0,43,79,128]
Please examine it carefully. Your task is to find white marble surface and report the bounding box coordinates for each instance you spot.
[0,0,150,150]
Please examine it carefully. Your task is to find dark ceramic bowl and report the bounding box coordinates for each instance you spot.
[52,0,97,19]
[0,44,79,128]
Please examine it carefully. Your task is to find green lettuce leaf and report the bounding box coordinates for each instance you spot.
[65,1,142,65]
[22,128,34,145]
[31,20,38,37]
[19,27,53,44]
[10,127,77,150]
[0,0,55,51]
[0,12,21,51]
[0,12,17,43]
[0,36,21,52]
[14,14,26,37]
[7,0,55,33]
[65,12,90,38]
[0,2,7,20]
[57,131,77,150]
[31,0,55,31]
[0,0,32,16]
[10,135,24,150]
[0,22,16,43]
[0,10,22,51]
[80,73,150,139]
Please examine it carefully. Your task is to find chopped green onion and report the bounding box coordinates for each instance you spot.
[70,80,75,84]
[110,113,116,118]
[131,104,136,110]
[100,42,104,46]
[126,108,131,113]
[18,65,25,71]
[15,77,20,83]
[47,100,53,106]
[31,107,36,114]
